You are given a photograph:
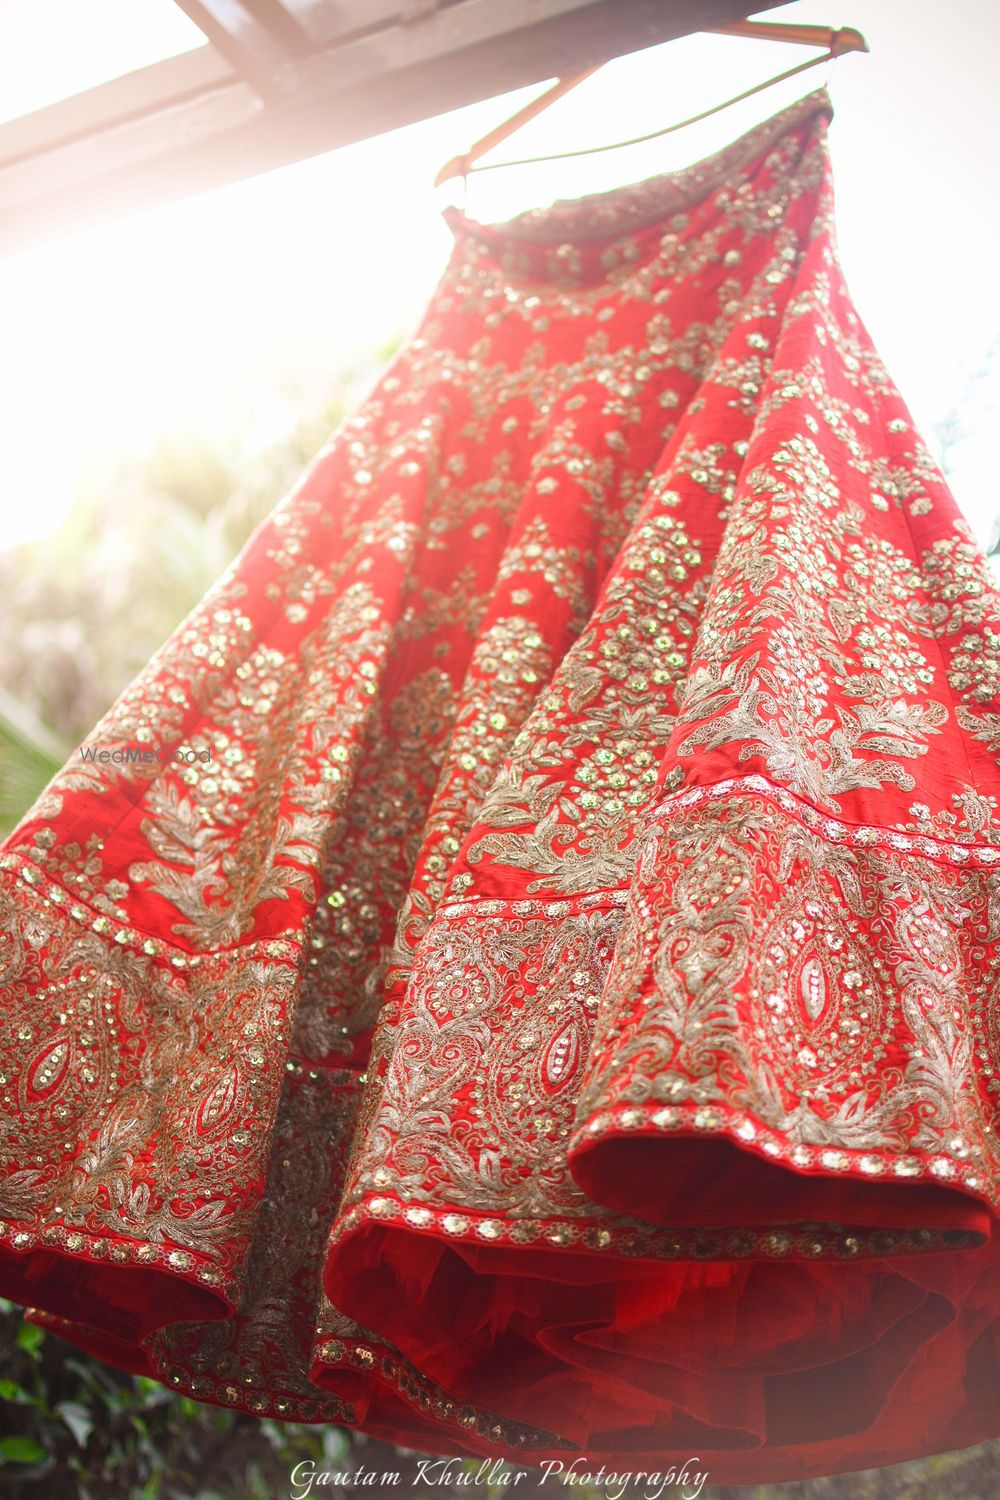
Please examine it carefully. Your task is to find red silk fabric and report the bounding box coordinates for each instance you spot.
[1,89,999,1481]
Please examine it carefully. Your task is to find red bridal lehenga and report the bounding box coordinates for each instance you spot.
[1,87,998,1483]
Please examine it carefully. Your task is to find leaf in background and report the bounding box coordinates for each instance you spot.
[54,1400,94,1448]
[14,1320,45,1358]
[0,1377,41,1406]
[0,1435,46,1463]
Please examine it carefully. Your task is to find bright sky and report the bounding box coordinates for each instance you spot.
[1,0,998,552]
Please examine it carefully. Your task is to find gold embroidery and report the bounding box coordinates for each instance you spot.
[2,86,999,1473]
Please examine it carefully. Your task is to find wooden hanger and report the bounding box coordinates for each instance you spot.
[434,20,868,187]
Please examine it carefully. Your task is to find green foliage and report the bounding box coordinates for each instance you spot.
[0,1295,363,1499]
